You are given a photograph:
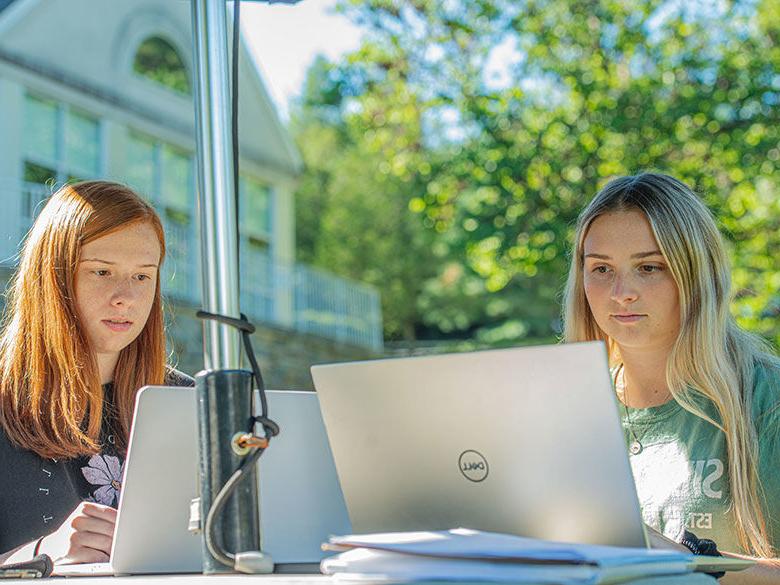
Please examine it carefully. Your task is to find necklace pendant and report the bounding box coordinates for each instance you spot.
[629,440,643,455]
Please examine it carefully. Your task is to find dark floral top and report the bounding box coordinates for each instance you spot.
[80,453,124,507]
[0,369,194,559]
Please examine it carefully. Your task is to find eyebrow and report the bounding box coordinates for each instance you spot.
[584,251,663,260]
[80,258,159,269]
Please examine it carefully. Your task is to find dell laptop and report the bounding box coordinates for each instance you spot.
[311,341,753,575]
[312,341,650,547]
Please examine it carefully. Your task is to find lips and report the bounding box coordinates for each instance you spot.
[612,314,645,323]
[101,319,133,332]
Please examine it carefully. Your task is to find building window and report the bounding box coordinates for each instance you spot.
[66,110,100,177]
[23,95,58,167]
[133,36,191,94]
[22,94,101,186]
[161,145,193,224]
[126,131,194,298]
[126,131,193,225]
[240,175,272,250]
[19,94,101,228]
[126,132,156,198]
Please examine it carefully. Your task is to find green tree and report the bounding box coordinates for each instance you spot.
[292,56,439,341]
[297,0,780,348]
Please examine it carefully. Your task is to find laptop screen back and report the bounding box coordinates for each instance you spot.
[312,341,649,548]
[109,387,349,575]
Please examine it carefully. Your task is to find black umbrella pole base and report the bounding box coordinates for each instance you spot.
[196,369,261,574]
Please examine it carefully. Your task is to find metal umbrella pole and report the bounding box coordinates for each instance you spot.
[190,0,260,574]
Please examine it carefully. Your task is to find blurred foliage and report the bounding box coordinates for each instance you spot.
[291,56,439,340]
[292,0,780,348]
[133,36,191,94]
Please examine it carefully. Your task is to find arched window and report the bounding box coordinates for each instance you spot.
[133,36,191,94]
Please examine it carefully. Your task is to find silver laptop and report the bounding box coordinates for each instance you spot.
[311,342,756,575]
[257,390,352,565]
[311,341,650,548]
[55,387,350,576]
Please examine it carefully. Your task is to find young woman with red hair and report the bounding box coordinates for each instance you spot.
[0,181,193,566]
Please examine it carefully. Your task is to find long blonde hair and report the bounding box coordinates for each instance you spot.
[563,172,776,557]
[0,181,167,459]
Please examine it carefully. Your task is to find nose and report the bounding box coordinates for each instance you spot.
[110,279,139,307]
[609,271,639,305]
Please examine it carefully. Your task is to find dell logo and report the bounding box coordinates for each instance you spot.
[458,450,489,482]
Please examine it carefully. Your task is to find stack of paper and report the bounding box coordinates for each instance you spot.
[321,528,695,584]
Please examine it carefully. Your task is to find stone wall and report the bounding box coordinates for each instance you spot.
[167,302,377,390]
[0,267,379,390]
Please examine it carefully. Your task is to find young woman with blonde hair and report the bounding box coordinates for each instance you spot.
[563,172,780,583]
[0,181,193,566]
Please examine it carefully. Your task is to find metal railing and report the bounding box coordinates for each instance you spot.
[7,181,383,351]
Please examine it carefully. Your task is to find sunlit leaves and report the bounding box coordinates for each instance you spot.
[299,0,780,347]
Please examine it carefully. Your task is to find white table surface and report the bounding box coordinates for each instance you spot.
[38,572,718,584]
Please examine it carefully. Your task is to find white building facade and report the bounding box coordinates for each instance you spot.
[0,0,382,363]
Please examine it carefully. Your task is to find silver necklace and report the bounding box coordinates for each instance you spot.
[617,369,643,455]
[624,402,644,455]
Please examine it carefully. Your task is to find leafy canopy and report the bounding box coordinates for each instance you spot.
[293,0,780,349]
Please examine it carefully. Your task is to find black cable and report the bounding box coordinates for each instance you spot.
[681,531,725,579]
[204,446,266,566]
[196,310,279,439]
[195,309,279,568]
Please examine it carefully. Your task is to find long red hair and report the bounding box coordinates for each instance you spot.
[0,181,167,458]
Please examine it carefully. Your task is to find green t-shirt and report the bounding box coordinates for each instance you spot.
[620,363,780,554]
